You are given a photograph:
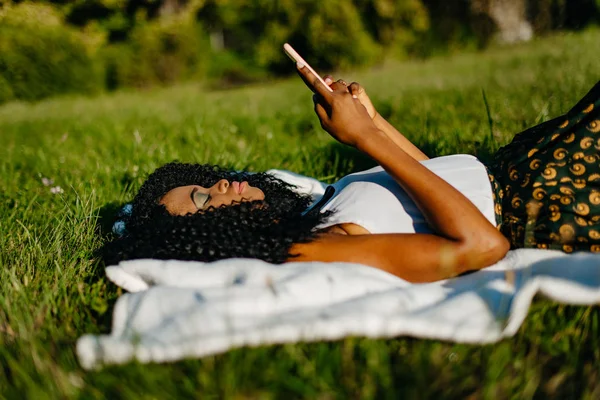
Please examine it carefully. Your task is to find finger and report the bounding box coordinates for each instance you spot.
[336,79,348,86]
[312,94,323,109]
[324,75,333,85]
[296,63,333,98]
[295,65,315,93]
[314,101,329,124]
[328,81,347,92]
[348,82,363,98]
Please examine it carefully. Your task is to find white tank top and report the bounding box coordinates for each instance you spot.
[312,154,497,234]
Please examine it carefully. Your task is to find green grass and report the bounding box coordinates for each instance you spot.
[1,29,599,399]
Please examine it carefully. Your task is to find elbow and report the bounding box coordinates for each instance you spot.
[485,234,511,266]
[459,232,510,273]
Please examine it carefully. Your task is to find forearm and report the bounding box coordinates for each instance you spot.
[373,113,429,161]
[357,129,503,247]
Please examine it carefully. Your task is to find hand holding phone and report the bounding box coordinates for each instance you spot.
[283,43,333,93]
[284,44,379,149]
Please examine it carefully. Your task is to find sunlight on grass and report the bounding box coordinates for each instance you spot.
[0,29,599,398]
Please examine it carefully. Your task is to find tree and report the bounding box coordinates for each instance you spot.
[471,0,533,43]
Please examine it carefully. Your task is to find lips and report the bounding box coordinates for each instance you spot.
[231,181,248,195]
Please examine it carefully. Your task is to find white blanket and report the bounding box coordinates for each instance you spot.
[77,249,600,370]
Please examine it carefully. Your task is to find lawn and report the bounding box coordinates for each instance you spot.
[1,29,599,399]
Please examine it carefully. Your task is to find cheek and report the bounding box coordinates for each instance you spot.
[254,188,265,200]
[210,196,231,208]
[164,201,196,216]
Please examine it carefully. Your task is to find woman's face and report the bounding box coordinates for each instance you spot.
[160,179,265,216]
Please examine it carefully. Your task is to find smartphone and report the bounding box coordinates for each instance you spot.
[283,43,333,92]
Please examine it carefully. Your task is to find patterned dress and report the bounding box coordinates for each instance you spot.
[488,81,600,253]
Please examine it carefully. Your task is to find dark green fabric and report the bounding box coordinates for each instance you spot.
[485,166,504,226]
[488,81,600,253]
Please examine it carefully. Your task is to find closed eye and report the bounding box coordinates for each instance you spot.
[191,188,211,210]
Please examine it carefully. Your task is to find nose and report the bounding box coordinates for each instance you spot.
[215,179,230,194]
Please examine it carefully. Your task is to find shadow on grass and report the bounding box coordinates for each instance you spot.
[80,201,128,334]
[95,201,124,238]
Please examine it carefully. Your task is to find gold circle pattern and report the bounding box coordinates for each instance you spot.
[553,148,567,160]
[488,82,600,254]
[569,163,586,176]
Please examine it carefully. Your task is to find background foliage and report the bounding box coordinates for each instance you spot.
[0,28,599,398]
[0,2,103,101]
[0,0,598,103]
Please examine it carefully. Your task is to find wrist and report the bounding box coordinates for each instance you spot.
[372,112,384,129]
[355,128,389,154]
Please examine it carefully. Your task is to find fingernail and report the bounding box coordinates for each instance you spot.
[296,61,305,69]
[325,78,332,84]
[352,95,358,99]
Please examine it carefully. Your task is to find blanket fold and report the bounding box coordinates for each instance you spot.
[77,249,600,370]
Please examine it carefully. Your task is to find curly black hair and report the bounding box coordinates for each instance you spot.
[101,162,330,265]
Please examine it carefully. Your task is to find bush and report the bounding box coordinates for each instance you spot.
[197,0,429,74]
[0,2,104,103]
[249,0,382,71]
[102,15,210,89]
[0,74,14,104]
[353,0,430,57]
[302,1,382,70]
[206,50,269,86]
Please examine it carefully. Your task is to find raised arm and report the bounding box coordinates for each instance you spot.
[291,65,509,282]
